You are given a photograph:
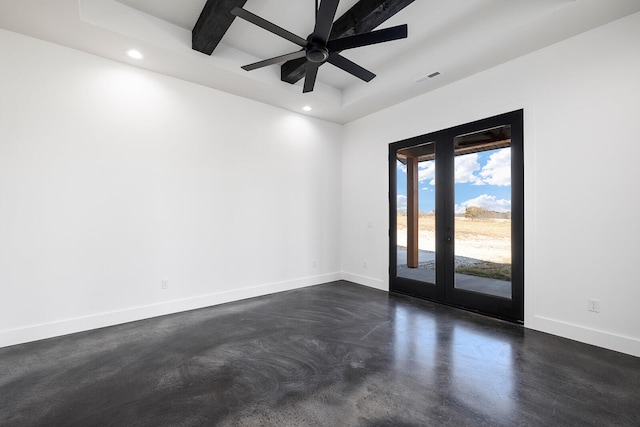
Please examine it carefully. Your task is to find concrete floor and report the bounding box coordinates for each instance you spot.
[1,281,639,426]
[396,248,511,298]
[396,247,436,266]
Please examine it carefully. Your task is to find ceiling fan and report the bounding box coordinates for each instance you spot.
[231,0,408,93]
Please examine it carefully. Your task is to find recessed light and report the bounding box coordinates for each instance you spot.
[126,49,144,60]
[302,106,312,112]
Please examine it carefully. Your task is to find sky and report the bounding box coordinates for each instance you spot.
[396,148,511,214]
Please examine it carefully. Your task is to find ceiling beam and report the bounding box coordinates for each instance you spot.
[192,0,247,55]
[281,0,415,84]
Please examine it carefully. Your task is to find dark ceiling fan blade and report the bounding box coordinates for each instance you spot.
[327,53,376,82]
[231,7,307,47]
[313,0,340,44]
[242,50,307,71]
[327,24,408,52]
[303,62,321,93]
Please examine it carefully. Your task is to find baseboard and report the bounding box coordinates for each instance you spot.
[341,272,387,291]
[10,274,635,358]
[529,315,640,358]
[0,272,342,349]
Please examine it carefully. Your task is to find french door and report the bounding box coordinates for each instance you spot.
[389,110,523,322]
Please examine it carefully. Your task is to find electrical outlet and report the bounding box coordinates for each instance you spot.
[312,260,317,268]
[588,298,600,313]
[161,280,169,290]
[363,261,368,268]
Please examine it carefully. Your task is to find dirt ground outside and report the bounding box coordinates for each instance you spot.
[397,214,511,264]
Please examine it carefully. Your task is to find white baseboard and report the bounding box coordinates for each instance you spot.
[7,274,637,359]
[528,315,640,358]
[341,272,387,291]
[0,272,342,349]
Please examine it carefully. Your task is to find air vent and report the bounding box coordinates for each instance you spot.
[416,72,441,83]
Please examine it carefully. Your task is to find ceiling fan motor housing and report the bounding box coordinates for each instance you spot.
[306,38,329,63]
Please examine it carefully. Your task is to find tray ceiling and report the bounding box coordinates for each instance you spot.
[1,0,639,123]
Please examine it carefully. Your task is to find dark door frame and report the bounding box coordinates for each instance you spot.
[389,110,524,323]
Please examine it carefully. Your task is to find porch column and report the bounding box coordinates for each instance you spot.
[406,155,419,268]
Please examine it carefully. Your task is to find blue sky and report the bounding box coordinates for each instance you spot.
[396,148,511,214]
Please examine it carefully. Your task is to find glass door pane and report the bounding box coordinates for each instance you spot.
[396,142,436,284]
[390,109,523,322]
[453,126,512,299]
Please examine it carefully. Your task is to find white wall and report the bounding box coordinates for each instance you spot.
[0,29,343,347]
[342,12,640,357]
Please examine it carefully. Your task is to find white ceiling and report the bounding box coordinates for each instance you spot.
[1,0,640,124]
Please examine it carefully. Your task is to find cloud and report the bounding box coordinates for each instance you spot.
[396,160,407,173]
[456,194,511,214]
[397,195,407,210]
[479,148,511,186]
[401,148,511,187]
[455,153,482,185]
[397,160,435,184]
[417,161,436,185]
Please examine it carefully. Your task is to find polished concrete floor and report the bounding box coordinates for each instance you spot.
[1,281,639,426]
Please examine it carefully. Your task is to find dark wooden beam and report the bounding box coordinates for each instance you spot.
[281,0,415,84]
[192,0,247,55]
